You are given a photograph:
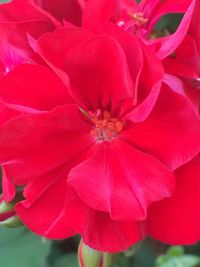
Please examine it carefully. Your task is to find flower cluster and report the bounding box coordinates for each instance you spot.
[0,0,200,253]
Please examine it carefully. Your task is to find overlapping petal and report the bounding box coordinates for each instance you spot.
[86,22,163,120]
[0,64,72,111]
[16,177,77,238]
[123,86,200,170]
[0,104,93,184]
[31,29,136,110]
[34,0,86,26]
[69,140,175,221]
[82,210,142,253]
[16,177,143,252]
[155,0,196,58]
[144,0,192,33]
[82,0,135,29]
[0,0,60,67]
[0,0,59,26]
[146,156,200,245]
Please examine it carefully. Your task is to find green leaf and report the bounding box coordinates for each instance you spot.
[156,246,200,267]
[0,227,51,267]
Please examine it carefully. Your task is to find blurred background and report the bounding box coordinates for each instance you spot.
[1,227,200,267]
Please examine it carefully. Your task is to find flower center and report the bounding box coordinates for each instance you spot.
[90,110,123,141]
[115,11,148,34]
[127,11,148,26]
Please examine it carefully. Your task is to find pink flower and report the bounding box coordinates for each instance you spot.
[0,27,199,252]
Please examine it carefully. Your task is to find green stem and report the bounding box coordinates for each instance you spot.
[102,253,116,267]
[78,240,115,267]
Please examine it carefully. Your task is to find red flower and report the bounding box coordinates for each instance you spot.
[0,0,60,75]
[82,0,196,58]
[0,27,199,252]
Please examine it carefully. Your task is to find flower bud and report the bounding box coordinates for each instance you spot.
[0,195,14,213]
[0,195,23,228]
[78,240,115,267]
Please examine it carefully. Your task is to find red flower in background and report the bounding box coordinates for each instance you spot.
[82,0,196,58]
[0,0,61,75]
[0,0,197,72]
[0,26,199,252]
[0,0,85,77]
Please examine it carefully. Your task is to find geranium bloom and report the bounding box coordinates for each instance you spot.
[0,0,195,68]
[82,0,196,58]
[83,0,190,35]
[0,27,199,252]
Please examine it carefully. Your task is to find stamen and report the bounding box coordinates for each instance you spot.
[90,110,124,141]
[127,11,148,26]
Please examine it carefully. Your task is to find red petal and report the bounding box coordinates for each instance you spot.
[16,178,76,238]
[16,176,143,252]
[16,165,89,238]
[83,0,135,29]
[155,0,195,59]
[82,210,143,253]
[125,41,163,122]
[0,0,59,25]
[164,74,200,119]
[33,26,144,111]
[52,34,134,110]
[189,0,200,52]
[35,0,85,26]
[2,167,15,201]
[82,23,143,104]
[164,35,200,82]
[69,140,175,221]
[137,0,160,17]
[0,64,71,111]
[123,86,200,170]
[30,27,95,70]
[0,24,29,75]
[146,156,200,245]
[146,0,191,33]
[78,23,163,120]
[0,0,59,64]
[0,105,93,184]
